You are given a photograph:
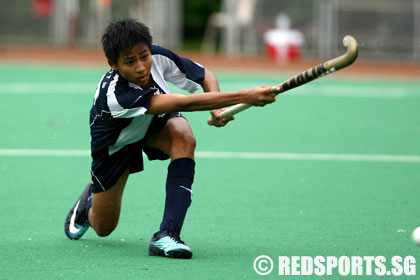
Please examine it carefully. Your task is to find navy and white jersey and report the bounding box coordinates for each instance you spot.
[90,45,205,158]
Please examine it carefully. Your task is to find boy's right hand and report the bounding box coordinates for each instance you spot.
[244,85,280,106]
[208,108,235,127]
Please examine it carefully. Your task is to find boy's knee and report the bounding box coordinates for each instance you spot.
[182,132,196,149]
[171,128,196,149]
[94,225,116,237]
[91,220,118,237]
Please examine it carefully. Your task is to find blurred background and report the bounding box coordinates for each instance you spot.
[1,0,420,62]
[1,3,420,279]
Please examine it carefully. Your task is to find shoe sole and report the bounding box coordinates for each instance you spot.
[148,247,192,259]
[149,244,192,259]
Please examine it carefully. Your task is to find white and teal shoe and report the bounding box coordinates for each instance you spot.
[148,231,192,259]
[64,183,91,240]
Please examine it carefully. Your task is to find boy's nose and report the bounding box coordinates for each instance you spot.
[135,61,146,73]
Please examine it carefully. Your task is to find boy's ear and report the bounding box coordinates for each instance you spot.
[108,59,118,70]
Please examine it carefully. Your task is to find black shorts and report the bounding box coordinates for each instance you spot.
[90,112,182,193]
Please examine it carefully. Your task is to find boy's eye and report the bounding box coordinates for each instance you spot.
[141,54,149,60]
[125,60,135,65]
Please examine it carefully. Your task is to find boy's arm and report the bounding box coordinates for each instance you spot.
[202,69,220,92]
[145,85,279,115]
[201,69,233,127]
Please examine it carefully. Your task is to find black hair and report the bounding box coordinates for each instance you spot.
[101,19,153,64]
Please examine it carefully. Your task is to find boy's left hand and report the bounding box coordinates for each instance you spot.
[208,108,235,127]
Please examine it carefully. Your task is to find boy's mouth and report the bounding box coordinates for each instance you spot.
[138,75,148,83]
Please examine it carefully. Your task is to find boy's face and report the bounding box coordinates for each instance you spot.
[109,43,153,88]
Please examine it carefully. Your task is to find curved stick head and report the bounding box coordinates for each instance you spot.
[324,35,359,71]
[342,35,359,66]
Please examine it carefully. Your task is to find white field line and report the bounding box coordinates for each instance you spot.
[0,149,90,157]
[196,151,420,163]
[0,82,419,98]
[294,85,407,98]
[1,149,420,163]
[0,82,95,94]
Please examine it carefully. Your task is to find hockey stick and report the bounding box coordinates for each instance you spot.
[207,35,358,125]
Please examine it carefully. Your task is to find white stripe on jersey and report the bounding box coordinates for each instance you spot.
[152,54,202,93]
[106,73,122,115]
[103,74,153,155]
[94,74,106,105]
[106,73,149,118]
[108,114,153,155]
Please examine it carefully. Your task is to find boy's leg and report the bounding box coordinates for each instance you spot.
[65,168,130,239]
[144,117,196,258]
[145,117,196,160]
[89,168,130,237]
